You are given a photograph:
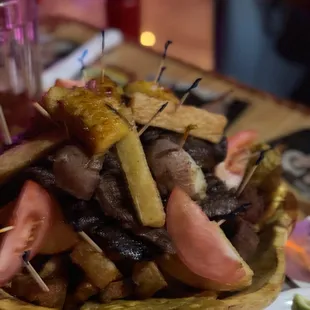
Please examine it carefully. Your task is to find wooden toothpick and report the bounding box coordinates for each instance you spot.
[179,124,198,149]
[236,150,266,196]
[22,251,49,292]
[178,78,202,107]
[33,102,51,120]
[78,231,103,253]
[138,102,169,136]
[0,226,14,234]
[0,105,12,145]
[155,66,166,84]
[78,49,88,82]
[101,30,105,83]
[154,40,172,83]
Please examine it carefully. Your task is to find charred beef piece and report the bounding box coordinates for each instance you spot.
[101,149,121,172]
[184,136,227,172]
[64,199,173,261]
[141,127,227,172]
[222,217,259,262]
[134,228,175,254]
[200,174,239,219]
[238,186,264,224]
[96,171,137,229]
[53,145,103,200]
[90,225,158,261]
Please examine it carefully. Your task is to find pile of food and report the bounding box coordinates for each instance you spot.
[0,64,293,309]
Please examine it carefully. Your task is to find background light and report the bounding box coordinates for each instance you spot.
[140,31,156,46]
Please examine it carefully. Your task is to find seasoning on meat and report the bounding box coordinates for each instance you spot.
[53,145,103,200]
[146,138,207,200]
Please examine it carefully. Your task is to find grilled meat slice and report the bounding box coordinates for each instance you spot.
[239,186,264,224]
[53,145,103,200]
[101,149,121,172]
[64,199,171,261]
[200,174,239,219]
[134,228,175,254]
[222,217,259,262]
[146,138,207,200]
[96,171,137,229]
[185,136,227,172]
[90,224,158,261]
[141,127,227,172]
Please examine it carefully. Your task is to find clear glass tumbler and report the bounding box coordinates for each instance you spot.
[0,0,41,99]
[0,0,41,145]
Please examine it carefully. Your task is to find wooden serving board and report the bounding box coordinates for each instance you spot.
[103,42,310,217]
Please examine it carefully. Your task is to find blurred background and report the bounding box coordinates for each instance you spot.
[38,0,310,105]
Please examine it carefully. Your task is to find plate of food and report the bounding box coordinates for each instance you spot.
[0,42,298,309]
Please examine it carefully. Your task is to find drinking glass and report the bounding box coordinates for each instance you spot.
[0,0,42,100]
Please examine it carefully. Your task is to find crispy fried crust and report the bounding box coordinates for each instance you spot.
[0,130,65,186]
[131,92,227,143]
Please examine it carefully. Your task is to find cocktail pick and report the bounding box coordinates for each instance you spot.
[78,49,88,82]
[178,124,198,149]
[154,40,172,83]
[22,251,49,292]
[236,150,266,197]
[138,102,169,136]
[0,226,14,234]
[155,66,166,84]
[178,78,202,107]
[101,30,105,82]
[78,231,103,253]
[0,105,12,145]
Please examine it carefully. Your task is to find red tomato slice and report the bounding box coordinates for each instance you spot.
[226,130,258,174]
[55,79,85,88]
[0,180,53,286]
[166,187,250,285]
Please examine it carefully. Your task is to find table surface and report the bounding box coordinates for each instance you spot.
[103,42,310,217]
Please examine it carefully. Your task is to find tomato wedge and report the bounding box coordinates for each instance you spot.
[226,130,258,174]
[0,180,53,286]
[55,79,85,88]
[166,187,253,285]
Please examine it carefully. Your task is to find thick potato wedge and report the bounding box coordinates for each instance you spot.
[10,274,67,309]
[132,262,167,299]
[124,81,179,104]
[116,107,165,227]
[129,92,227,143]
[70,241,122,289]
[0,130,65,185]
[74,279,99,303]
[100,279,133,303]
[43,86,129,154]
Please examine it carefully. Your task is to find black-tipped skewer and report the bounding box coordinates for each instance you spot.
[101,30,105,82]
[155,66,166,84]
[154,40,172,83]
[236,150,266,197]
[138,102,169,136]
[217,203,252,226]
[22,251,49,292]
[78,49,88,82]
[178,78,202,107]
